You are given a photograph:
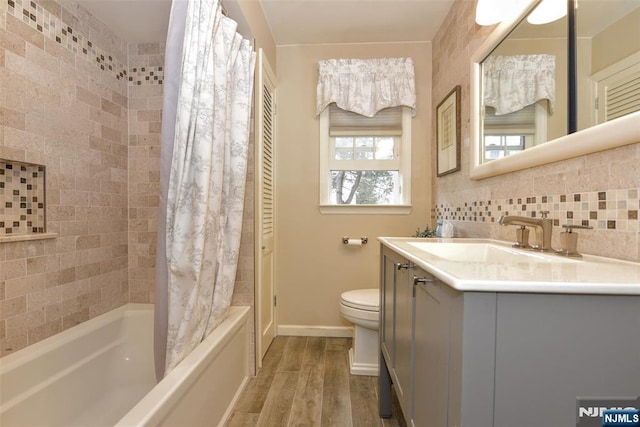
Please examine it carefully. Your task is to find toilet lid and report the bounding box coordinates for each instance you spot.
[340,289,379,311]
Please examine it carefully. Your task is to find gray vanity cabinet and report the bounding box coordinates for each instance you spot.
[379,246,457,427]
[379,243,640,427]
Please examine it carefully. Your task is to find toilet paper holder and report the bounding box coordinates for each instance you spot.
[342,236,368,245]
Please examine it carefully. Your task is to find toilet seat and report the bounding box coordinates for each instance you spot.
[340,289,379,312]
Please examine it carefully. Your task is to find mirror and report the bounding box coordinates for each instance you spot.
[470,0,640,179]
[481,8,568,162]
[576,0,640,131]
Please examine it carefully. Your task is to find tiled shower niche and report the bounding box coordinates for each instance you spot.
[0,159,46,236]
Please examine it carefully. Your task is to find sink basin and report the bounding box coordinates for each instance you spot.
[379,237,640,294]
[406,241,574,263]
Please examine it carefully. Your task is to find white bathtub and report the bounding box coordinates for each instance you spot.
[0,303,251,427]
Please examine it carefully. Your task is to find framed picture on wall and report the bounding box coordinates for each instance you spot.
[436,85,461,177]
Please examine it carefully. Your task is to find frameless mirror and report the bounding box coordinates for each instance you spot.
[470,0,640,179]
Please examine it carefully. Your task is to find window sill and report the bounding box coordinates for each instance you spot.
[0,232,58,244]
[319,204,412,215]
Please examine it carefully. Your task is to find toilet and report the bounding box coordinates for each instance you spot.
[339,289,380,376]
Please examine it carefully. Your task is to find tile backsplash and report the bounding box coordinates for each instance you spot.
[434,188,640,232]
[0,159,46,235]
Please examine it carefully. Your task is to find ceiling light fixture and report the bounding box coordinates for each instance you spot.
[475,0,567,27]
[475,0,505,25]
[527,0,568,25]
[475,0,530,26]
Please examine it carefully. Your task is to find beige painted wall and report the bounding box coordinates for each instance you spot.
[275,42,432,329]
[236,0,276,72]
[433,0,640,263]
[591,7,640,74]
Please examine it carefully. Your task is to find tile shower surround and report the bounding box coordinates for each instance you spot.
[1,0,255,368]
[0,0,130,357]
[5,0,164,85]
[6,0,127,79]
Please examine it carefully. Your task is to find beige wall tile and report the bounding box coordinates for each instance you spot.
[0,106,25,130]
[5,14,44,50]
[0,295,27,320]
[0,28,26,57]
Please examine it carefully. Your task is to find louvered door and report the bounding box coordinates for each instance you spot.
[255,49,277,364]
[594,59,640,124]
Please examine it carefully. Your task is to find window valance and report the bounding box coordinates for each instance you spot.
[483,54,556,116]
[316,57,417,118]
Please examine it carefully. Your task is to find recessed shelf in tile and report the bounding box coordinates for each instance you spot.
[0,159,47,237]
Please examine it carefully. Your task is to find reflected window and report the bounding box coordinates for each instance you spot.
[482,102,548,162]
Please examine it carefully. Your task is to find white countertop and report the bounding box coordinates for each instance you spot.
[379,237,640,295]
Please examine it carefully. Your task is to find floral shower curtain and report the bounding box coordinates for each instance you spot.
[156,0,256,377]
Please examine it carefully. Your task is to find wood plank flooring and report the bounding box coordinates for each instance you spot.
[226,336,407,427]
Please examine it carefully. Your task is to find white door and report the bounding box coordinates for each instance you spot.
[255,49,277,365]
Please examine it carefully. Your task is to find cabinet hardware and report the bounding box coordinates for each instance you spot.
[413,276,435,286]
[396,262,411,270]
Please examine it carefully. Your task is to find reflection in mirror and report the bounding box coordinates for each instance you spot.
[480,12,567,163]
[470,0,640,180]
[576,0,640,131]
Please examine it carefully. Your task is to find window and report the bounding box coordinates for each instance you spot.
[320,105,411,214]
[482,102,547,162]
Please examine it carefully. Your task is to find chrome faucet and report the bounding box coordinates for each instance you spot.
[498,211,553,252]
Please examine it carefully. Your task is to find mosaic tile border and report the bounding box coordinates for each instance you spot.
[433,188,640,232]
[0,159,46,236]
[129,66,164,86]
[6,0,128,81]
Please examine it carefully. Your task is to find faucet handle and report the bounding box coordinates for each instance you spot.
[556,223,592,257]
[539,210,550,218]
[562,224,593,232]
[513,226,530,249]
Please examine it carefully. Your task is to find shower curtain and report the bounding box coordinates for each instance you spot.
[155,0,256,378]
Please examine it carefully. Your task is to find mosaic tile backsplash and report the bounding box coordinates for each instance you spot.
[434,188,640,232]
[0,159,46,235]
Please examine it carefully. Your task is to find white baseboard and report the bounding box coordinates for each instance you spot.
[277,324,353,338]
[348,348,378,376]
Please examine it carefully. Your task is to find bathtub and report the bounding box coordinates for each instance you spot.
[0,303,251,427]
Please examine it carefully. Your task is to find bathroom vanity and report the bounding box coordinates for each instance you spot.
[378,238,640,427]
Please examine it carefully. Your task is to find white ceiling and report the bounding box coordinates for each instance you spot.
[78,0,172,44]
[77,0,455,45]
[259,0,455,45]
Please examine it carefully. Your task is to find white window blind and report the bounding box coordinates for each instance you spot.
[319,105,412,213]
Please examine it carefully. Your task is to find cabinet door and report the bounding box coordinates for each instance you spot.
[393,255,413,418]
[413,273,451,427]
[380,250,399,366]
[380,247,412,419]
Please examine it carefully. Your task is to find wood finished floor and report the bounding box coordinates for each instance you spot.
[226,336,407,427]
